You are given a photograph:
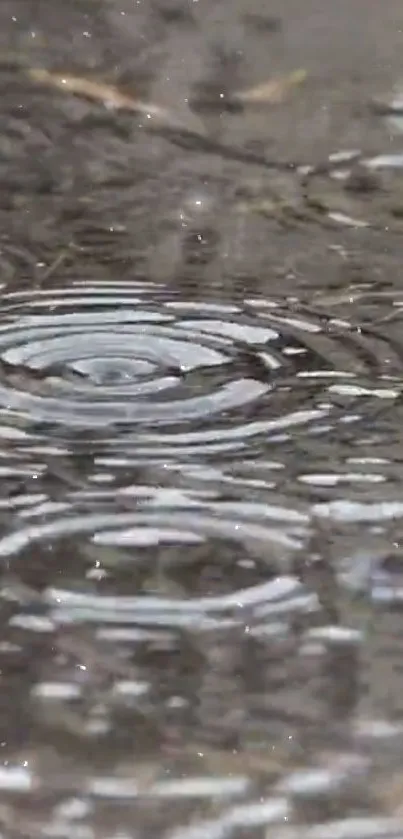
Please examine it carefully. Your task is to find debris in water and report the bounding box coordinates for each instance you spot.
[363,153,403,170]
[233,69,307,105]
[327,211,369,228]
[369,87,403,134]
[369,91,403,115]
[328,150,362,165]
[26,67,199,133]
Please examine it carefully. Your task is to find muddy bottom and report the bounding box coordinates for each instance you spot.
[1,1,403,838]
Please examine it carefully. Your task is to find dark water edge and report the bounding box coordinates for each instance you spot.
[0,1,403,838]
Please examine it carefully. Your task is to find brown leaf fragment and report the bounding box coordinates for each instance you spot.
[234,69,307,105]
[26,67,187,129]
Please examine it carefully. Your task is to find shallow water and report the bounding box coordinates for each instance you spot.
[2,1,403,838]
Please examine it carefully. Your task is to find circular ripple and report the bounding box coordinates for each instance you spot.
[0,281,399,456]
[0,490,315,629]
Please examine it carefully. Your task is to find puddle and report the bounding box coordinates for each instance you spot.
[1,0,403,837]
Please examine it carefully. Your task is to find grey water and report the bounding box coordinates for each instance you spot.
[1,1,403,837]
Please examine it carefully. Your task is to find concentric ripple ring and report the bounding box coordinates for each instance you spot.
[0,281,398,455]
[0,490,314,629]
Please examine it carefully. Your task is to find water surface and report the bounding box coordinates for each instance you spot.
[1,0,403,837]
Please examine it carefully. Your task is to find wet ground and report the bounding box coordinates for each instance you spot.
[1,1,403,837]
